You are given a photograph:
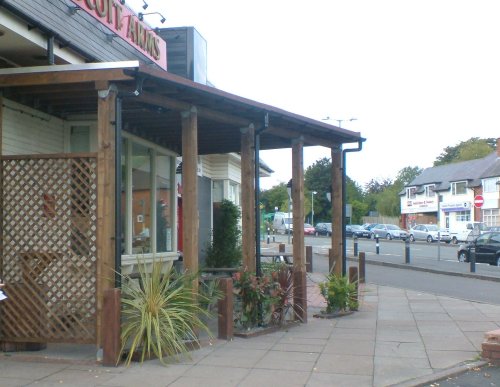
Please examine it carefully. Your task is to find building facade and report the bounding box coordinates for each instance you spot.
[401,145,500,235]
[0,0,363,354]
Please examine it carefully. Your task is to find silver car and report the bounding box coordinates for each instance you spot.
[370,224,409,240]
[409,224,451,243]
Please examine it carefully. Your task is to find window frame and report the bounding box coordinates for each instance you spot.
[451,181,467,195]
[121,133,178,262]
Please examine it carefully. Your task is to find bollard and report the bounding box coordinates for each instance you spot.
[469,245,476,273]
[102,288,121,366]
[348,266,359,310]
[279,243,286,253]
[218,278,234,340]
[267,227,270,245]
[353,234,358,257]
[273,230,276,243]
[359,251,366,283]
[375,235,380,254]
[306,245,313,273]
[405,238,410,264]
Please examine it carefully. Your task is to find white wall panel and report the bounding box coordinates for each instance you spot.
[2,99,66,155]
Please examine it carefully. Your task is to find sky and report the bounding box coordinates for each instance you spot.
[126,0,500,190]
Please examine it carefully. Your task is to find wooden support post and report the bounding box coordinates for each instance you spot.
[306,245,313,273]
[97,86,116,348]
[359,251,366,283]
[217,278,233,340]
[240,125,256,273]
[292,138,307,322]
[181,107,199,292]
[331,145,342,276]
[102,288,121,367]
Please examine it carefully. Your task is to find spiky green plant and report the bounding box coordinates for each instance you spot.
[119,259,215,366]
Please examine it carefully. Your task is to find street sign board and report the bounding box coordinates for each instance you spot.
[474,195,484,208]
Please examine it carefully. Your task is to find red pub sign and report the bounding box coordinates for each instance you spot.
[70,0,167,70]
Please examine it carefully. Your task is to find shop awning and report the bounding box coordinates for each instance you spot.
[0,61,364,155]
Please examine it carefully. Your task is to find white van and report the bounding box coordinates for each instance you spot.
[449,221,486,244]
[272,212,293,235]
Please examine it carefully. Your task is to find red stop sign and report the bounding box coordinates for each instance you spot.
[474,195,484,208]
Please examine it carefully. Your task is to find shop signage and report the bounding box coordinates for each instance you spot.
[440,201,471,212]
[70,0,167,69]
[401,199,438,214]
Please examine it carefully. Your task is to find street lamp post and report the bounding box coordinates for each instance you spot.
[311,191,317,225]
[322,117,357,128]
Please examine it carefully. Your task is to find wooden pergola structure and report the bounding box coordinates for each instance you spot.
[0,61,364,346]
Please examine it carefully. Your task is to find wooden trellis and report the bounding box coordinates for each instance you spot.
[0,154,98,344]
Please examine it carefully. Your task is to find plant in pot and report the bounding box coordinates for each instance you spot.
[232,263,301,332]
[318,273,358,317]
[119,258,216,366]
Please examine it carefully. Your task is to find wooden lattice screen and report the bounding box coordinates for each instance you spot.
[0,154,98,344]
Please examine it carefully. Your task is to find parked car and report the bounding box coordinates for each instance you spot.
[370,224,409,240]
[457,231,500,266]
[304,223,315,235]
[362,223,377,231]
[315,222,332,236]
[346,224,371,238]
[409,224,451,243]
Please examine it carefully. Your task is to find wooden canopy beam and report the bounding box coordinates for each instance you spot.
[0,69,132,87]
[137,90,251,127]
[266,125,339,149]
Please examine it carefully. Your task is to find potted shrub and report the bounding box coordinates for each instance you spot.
[317,273,358,317]
[119,258,216,366]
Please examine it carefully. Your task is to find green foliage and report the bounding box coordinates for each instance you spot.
[364,178,393,194]
[319,273,358,313]
[434,137,496,166]
[260,183,289,213]
[394,166,423,188]
[232,268,282,328]
[119,259,214,366]
[304,157,333,222]
[206,199,242,268]
[351,199,369,224]
[375,185,402,217]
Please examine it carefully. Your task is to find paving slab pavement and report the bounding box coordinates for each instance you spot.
[1,271,499,386]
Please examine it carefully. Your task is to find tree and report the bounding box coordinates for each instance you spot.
[304,157,333,222]
[364,178,393,194]
[368,166,422,217]
[205,199,242,268]
[434,137,496,166]
[260,183,289,213]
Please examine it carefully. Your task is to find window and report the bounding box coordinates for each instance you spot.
[406,187,416,199]
[483,178,500,193]
[121,136,176,257]
[455,211,470,222]
[483,209,500,227]
[451,181,467,195]
[425,184,435,197]
[229,182,239,205]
